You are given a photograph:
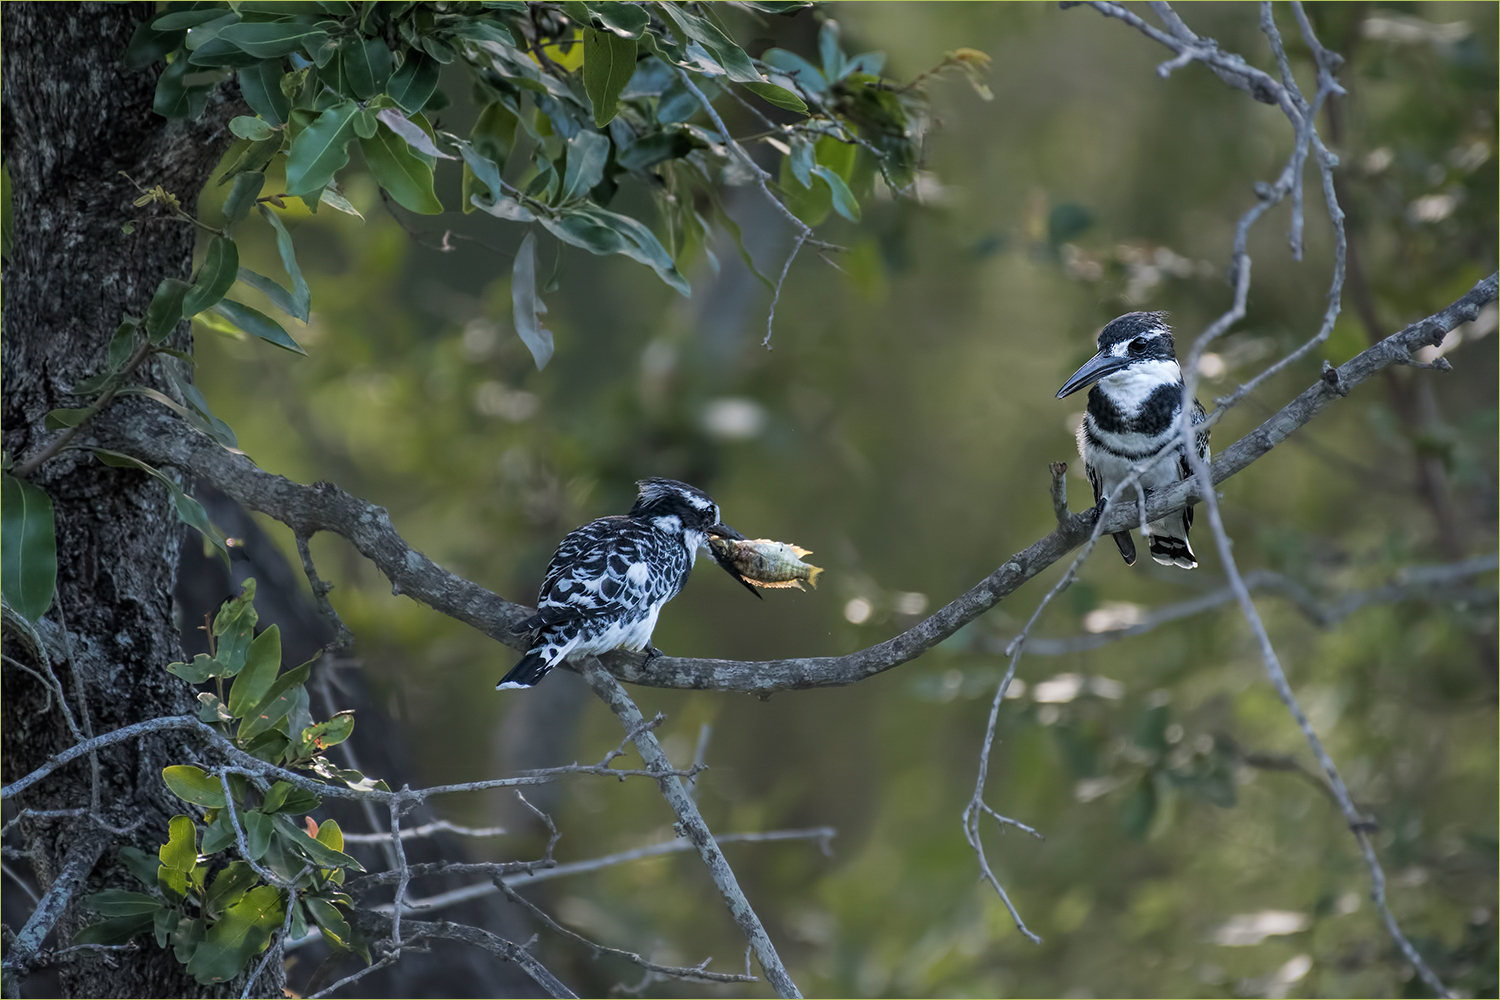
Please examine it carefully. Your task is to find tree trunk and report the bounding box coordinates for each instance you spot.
[0,4,261,995]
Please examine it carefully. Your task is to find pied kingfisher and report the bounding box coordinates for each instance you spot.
[498,478,746,689]
[1056,312,1210,569]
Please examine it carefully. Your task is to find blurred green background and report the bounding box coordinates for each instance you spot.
[191,3,1496,996]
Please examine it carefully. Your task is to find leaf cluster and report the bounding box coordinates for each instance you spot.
[74,580,382,983]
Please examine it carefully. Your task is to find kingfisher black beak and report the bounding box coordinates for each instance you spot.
[1057,351,1130,399]
[706,525,762,598]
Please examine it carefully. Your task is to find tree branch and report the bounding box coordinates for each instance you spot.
[0,829,106,986]
[579,659,802,999]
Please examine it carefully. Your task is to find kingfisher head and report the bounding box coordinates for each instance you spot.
[1056,311,1181,399]
[630,478,743,540]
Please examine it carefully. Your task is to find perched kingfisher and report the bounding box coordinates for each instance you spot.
[1056,312,1210,569]
[498,478,747,689]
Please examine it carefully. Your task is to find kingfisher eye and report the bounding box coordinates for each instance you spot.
[1128,338,1147,354]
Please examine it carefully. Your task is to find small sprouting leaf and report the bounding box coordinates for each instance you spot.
[812,164,861,221]
[342,37,392,99]
[212,300,307,354]
[285,101,358,198]
[582,27,636,128]
[742,80,808,114]
[167,653,221,684]
[387,50,440,115]
[256,206,311,320]
[160,814,199,871]
[510,231,553,371]
[238,61,291,126]
[183,236,240,318]
[219,20,329,59]
[222,172,266,228]
[239,661,313,740]
[164,767,226,810]
[144,277,192,343]
[211,579,258,673]
[86,889,165,917]
[229,115,277,141]
[0,473,57,624]
[227,624,281,718]
[358,123,443,214]
[184,885,284,985]
[44,408,91,430]
[203,862,259,920]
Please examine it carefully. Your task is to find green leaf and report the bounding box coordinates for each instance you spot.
[217,135,283,187]
[539,205,690,296]
[264,781,322,817]
[154,903,180,948]
[812,164,861,221]
[358,123,443,214]
[201,810,236,854]
[212,300,307,355]
[184,885,284,985]
[582,28,636,128]
[0,473,57,624]
[510,231,553,371]
[74,913,155,946]
[230,115,277,141]
[212,580,259,674]
[238,61,291,126]
[315,818,345,854]
[655,4,762,83]
[204,862,259,920]
[145,277,192,344]
[119,845,162,888]
[173,486,231,563]
[284,101,358,198]
[222,171,266,228]
[318,186,363,219]
[1119,772,1158,840]
[742,80,808,114]
[304,895,352,949]
[342,37,392,99]
[160,814,199,871]
[240,661,313,740]
[227,624,281,718]
[199,691,234,724]
[155,57,210,120]
[108,319,140,370]
[244,810,275,861]
[168,652,221,684]
[236,268,302,322]
[126,20,186,70]
[388,50,440,115]
[375,109,452,159]
[219,20,329,59]
[271,814,364,872]
[256,206,311,320]
[616,129,701,172]
[164,767,226,810]
[183,236,240,318]
[560,129,610,202]
[590,1,650,37]
[298,711,355,754]
[172,915,206,965]
[43,408,90,430]
[87,889,166,917]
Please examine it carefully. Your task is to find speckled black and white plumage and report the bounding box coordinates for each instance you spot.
[1058,312,1210,569]
[498,479,739,689]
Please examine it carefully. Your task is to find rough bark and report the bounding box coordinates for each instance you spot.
[0,4,259,995]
